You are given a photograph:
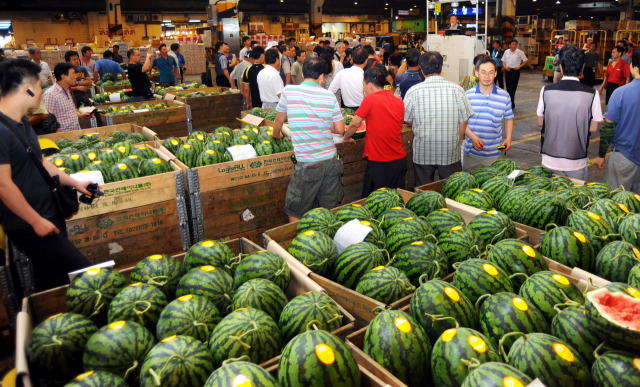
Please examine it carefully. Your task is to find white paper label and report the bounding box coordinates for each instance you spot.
[108,93,121,103]
[226,144,257,161]
[132,109,150,113]
[78,107,96,115]
[242,209,255,221]
[526,379,546,387]
[175,87,183,90]
[507,170,525,179]
[333,219,372,253]
[242,114,265,126]
[68,260,115,281]
[164,93,176,101]
[333,133,344,144]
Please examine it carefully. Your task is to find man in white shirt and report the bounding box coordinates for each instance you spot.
[502,40,529,109]
[328,48,368,110]
[239,37,251,62]
[28,47,54,87]
[257,48,284,109]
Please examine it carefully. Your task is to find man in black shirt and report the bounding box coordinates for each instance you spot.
[313,41,325,56]
[242,46,266,109]
[363,45,393,85]
[389,48,403,67]
[127,48,154,101]
[0,59,95,291]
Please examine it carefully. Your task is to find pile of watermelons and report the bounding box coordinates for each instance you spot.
[95,101,182,115]
[155,83,207,97]
[27,245,360,387]
[93,90,131,104]
[49,130,172,183]
[162,126,294,168]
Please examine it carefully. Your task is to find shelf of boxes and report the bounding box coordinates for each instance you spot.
[182,43,207,75]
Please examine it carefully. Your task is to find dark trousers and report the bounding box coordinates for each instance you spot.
[504,69,521,108]
[582,66,596,88]
[216,75,231,88]
[414,161,462,187]
[494,67,504,89]
[159,82,176,87]
[6,215,91,292]
[605,82,620,105]
[362,157,407,198]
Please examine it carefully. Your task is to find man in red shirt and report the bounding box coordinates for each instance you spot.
[600,46,631,104]
[344,67,406,197]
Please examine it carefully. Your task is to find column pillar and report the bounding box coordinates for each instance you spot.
[500,0,515,44]
[106,0,122,37]
[310,0,324,38]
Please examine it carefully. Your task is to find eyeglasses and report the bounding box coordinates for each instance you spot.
[479,71,495,77]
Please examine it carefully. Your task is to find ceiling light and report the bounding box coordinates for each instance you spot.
[385,7,388,9]
[556,1,560,3]
[410,8,413,11]
[163,19,171,23]
[452,2,459,6]
[395,15,399,19]
[591,16,593,18]
[354,1,357,4]
[188,19,201,23]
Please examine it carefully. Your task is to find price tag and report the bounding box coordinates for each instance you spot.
[133,109,150,113]
[226,144,257,161]
[108,93,121,103]
[507,170,525,179]
[242,209,255,221]
[241,114,266,126]
[333,219,372,253]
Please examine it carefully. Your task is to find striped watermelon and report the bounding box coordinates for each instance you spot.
[390,241,448,287]
[591,345,640,387]
[186,139,205,155]
[333,242,388,290]
[126,132,149,144]
[98,149,123,166]
[60,147,78,155]
[112,141,134,157]
[176,144,198,168]
[65,153,91,173]
[491,158,520,174]
[51,155,67,168]
[204,360,280,387]
[478,292,549,352]
[514,172,535,186]
[72,139,90,150]
[183,240,239,274]
[214,126,233,136]
[108,130,127,142]
[288,230,338,278]
[103,138,119,148]
[64,370,128,387]
[129,254,185,299]
[27,313,97,383]
[471,167,505,186]
[213,131,233,146]
[81,149,99,163]
[209,307,280,367]
[197,149,224,166]
[231,278,288,322]
[234,251,290,291]
[110,162,139,182]
[162,137,184,154]
[278,291,342,344]
[405,191,446,217]
[567,210,621,254]
[525,176,554,191]
[364,310,432,387]
[278,329,360,387]
[364,188,405,218]
[378,207,417,233]
[426,208,466,238]
[550,176,574,191]
[550,307,601,366]
[590,198,631,231]
[630,265,640,289]
[540,226,596,272]
[87,161,112,183]
[107,283,168,334]
[156,294,221,343]
[481,176,513,203]
[121,155,143,172]
[204,140,228,154]
[556,187,593,209]
[334,204,374,223]
[585,182,614,199]
[233,134,253,146]
[486,239,549,289]
[188,131,210,143]
[431,327,502,387]
[506,332,592,387]
[519,271,585,322]
[498,186,536,221]
[255,140,275,156]
[140,157,173,177]
[385,217,435,257]
[297,207,343,238]
[360,220,387,248]
[55,138,73,149]
[585,287,640,354]
[620,214,640,247]
[175,266,236,315]
[355,266,415,304]
[67,267,128,325]
[441,172,478,199]
[139,335,214,387]
[519,191,568,228]
[452,259,515,305]
[595,241,640,283]
[131,146,156,160]
[460,362,533,387]
[601,282,640,298]
[612,191,640,213]
[454,189,496,211]
[410,280,477,344]
[83,320,156,385]
[437,226,486,265]
[527,165,554,178]
[468,210,516,246]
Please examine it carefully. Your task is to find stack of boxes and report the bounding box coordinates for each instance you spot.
[41,49,64,67]
[182,43,207,75]
[248,35,285,46]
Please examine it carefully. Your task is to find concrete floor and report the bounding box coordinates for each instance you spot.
[501,68,606,183]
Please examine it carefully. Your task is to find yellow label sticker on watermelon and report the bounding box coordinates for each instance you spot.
[552,274,570,286]
[263,141,271,144]
[129,155,138,160]
[483,264,499,276]
[618,203,630,213]
[76,371,95,380]
[87,153,96,160]
[587,212,601,221]
[54,159,64,166]
[444,287,460,302]
[234,308,248,313]
[93,160,102,165]
[635,194,640,202]
[451,226,464,231]
[472,189,484,193]
[232,374,253,387]
[117,146,126,153]
[503,376,525,387]
[304,230,315,236]
[87,268,101,276]
[403,217,414,221]
[553,343,575,362]
[512,297,529,311]
[392,207,403,210]
[197,134,204,141]
[633,247,640,259]
[109,321,126,330]
[171,140,179,145]
[178,295,193,302]
[468,335,487,353]
[80,170,89,173]
[411,241,424,246]
[372,266,385,271]
[360,221,371,227]
[394,317,412,333]
[487,210,498,215]
[200,266,216,271]
[129,282,142,287]
[573,232,586,243]
[633,358,640,372]
[206,150,214,154]
[71,154,80,160]
[442,329,457,342]
[439,208,450,211]
[352,204,362,207]
[315,343,336,365]
[118,164,127,170]
[153,158,162,164]
[161,335,177,343]
[212,140,221,144]
[183,144,191,149]
[627,287,640,299]
[203,241,215,247]
[241,135,249,140]
[105,149,114,153]
[48,313,63,319]
[521,245,536,258]
[139,146,147,150]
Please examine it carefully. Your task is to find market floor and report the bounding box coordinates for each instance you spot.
[501,68,606,182]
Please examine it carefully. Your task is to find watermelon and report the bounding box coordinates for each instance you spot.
[60,147,79,155]
[297,207,343,238]
[255,140,275,156]
[110,162,139,181]
[527,165,554,178]
[481,176,513,203]
[278,292,343,344]
[163,137,184,154]
[360,220,387,248]
[107,283,169,334]
[519,271,585,322]
[103,137,119,147]
[453,259,515,305]
[126,132,148,144]
[470,167,505,186]
[87,161,112,183]
[595,241,640,282]
[585,287,640,354]
[377,207,417,233]
[441,172,478,199]
[390,241,448,287]
[97,148,123,165]
[498,186,536,221]
[590,198,631,231]
[491,158,520,174]
[514,174,535,188]
[64,370,128,387]
[81,149,99,163]
[175,266,236,315]
[109,130,128,141]
[188,131,210,143]
[183,240,239,274]
[591,345,640,387]
[51,154,67,168]
[131,146,156,160]
[437,226,486,265]
[196,149,223,166]
[519,191,568,228]
[112,141,134,157]
[612,191,640,213]
[233,134,253,146]
[405,191,446,217]
[567,210,621,254]
[55,138,73,149]
[234,250,290,291]
[209,307,280,367]
[557,187,593,209]
[333,242,388,289]
[204,140,227,154]
[139,157,172,177]
[157,294,220,344]
[550,306,601,366]
[186,138,205,155]
[540,226,596,272]
[58,167,72,175]
[524,176,554,191]
[355,266,415,304]
[67,267,127,325]
[630,265,640,288]
[27,313,97,383]
[139,335,214,387]
[620,214,640,247]
[278,329,360,387]
[585,182,614,199]
[334,203,374,223]
[72,139,90,150]
[410,280,477,343]
[460,362,533,387]
[426,208,466,238]
[550,176,574,190]
[121,154,143,172]
[175,144,198,168]
[231,278,288,322]
[213,131,233,146]
[431,327,502,387]
[506,332,592,387]
[385,217,435,256]
[83,320,156,385]
[364,188,405,218]
[204,360,280,387]
[486,239,549,289]
[288,230,338,278]
[478,292,549,352]
[468,210,516,246]
[65,153,91,173]
[364,310,432,387]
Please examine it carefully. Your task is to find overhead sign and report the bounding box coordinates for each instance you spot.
[435,3,442,13]
[450,7,483,16]
[398,10,410,15]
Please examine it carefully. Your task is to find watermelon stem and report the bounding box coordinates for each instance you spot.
[593,233,622,241]
[553,302,584,315]
[489,227,509,245]
[228,321,259,349]
[222,355,252,366]
[302,253,329,270]
[461,357,481,372]
[88,291,104,319]
[592,341,613,361]
[42,335,62,347]
[378,249,392,265]
[372,306,387,315]
[326,313,344,325]
[559,289,583,308]
[419,261,442,284]
[274,262,288,278]
[471,244,485,258]
[145,275,169,287]
[426,234,438,245]
[192,320,210,340]
[123,360,139,382]
[423,313,459,328]
[498,332,527,363]
[243,286,257,307]
[148,354,184,386]
[313,303,344,325]
[508,273,529,282]
[544,223,559,232]
[475,294,491,315]
[306,320,322,331]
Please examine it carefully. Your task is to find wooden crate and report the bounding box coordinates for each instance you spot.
[94,84,131,95]
[38,123,157,143]
[79,117,98,129]
[165,87,244,132]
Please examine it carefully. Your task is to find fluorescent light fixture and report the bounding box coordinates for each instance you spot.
[163,19,171,22]
[188,19,201,22]
[452,2,459,7]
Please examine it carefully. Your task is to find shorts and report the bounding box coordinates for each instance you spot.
[284,154,345,219]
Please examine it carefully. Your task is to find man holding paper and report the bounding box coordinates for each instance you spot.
[272,58,346,222]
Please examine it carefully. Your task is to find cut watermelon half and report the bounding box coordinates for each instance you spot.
[585,287,640,353]
[352,119,367,140]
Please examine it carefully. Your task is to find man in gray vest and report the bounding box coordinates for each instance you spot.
[536,45,603,181]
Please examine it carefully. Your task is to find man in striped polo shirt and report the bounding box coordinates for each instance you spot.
[462,56,514,172]
[271,58,347,222]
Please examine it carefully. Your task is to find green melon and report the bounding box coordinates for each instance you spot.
[278,291,343,345]
[231,278,288,322]
[66,267,128,326]
[441,172,478,199]
[175,266,236,315]
[288,230,338,278]
[233,250,290,291]
[355,265,415,304]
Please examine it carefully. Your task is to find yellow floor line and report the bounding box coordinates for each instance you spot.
[588,153,609,166]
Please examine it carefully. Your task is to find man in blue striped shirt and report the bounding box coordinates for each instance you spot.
[462,56,514,172]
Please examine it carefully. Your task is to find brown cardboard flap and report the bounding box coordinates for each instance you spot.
[285,250,324,298]
[164,93,176,101]
[240,114,266,127]
[142,126,158,141]
[571,267,610,287]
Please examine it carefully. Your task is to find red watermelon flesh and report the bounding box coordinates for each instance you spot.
[594,291,640,330]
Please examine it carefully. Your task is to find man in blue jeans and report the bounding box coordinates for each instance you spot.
[395,48,423,99]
